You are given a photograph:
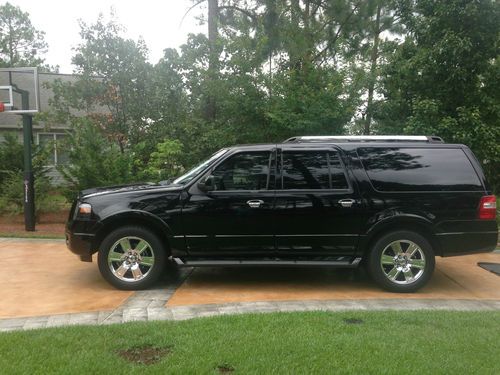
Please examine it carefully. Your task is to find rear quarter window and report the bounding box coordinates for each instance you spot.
[357,147,483,192]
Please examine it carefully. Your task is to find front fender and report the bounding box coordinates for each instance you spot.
[92,210,174,251]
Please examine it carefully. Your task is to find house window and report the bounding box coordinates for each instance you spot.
[37,133,69,166]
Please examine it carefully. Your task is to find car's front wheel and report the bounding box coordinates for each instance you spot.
[367,230,435,293]
[98,226,166,290]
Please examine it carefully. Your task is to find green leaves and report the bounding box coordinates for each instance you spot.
[0,2,50,69]
[14,1,496,194]
[377,0,500,190]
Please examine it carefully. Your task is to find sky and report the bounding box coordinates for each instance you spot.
[5,0,207,73]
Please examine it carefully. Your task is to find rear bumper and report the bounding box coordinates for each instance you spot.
[65,230,95,262]
[436,231,498,256]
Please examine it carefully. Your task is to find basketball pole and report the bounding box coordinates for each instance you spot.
[20,92,35,232]
[2,67,37,231]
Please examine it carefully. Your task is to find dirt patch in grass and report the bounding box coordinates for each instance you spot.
[116,345,171,365]
[217,364,235,373]
[344,318,364,324]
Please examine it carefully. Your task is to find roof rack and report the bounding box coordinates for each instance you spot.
[283,135,444,143]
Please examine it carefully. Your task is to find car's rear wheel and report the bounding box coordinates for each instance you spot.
[98,226,166,290]
[367,230,435,293]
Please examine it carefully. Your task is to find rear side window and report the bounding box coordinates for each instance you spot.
[281,151,349,190]
[358,147,483,192]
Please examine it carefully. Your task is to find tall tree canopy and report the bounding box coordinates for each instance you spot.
[0,2,49,68]
[376,0,500,190]
[35,0,499,193]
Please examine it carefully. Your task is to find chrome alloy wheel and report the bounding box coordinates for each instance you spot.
[107,236,155,282]
[380,240,426,285]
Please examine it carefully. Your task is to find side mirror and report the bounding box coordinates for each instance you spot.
[198,175,215,192]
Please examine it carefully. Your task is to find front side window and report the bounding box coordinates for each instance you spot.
[211,151,271,191]
[281,151,349,190]
[174,149,228,185]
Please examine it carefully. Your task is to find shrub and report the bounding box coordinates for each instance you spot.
[57,119,135,200]
[0,133,52,216]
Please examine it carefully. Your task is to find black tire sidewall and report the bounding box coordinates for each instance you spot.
[98,226,166,290]
[368,230,435,293]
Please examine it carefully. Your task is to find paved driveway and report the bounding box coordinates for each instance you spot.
[167,253,500,306]
[0,238,499,324]
[0,239,132,319]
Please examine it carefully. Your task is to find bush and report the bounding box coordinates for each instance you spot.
[0,133,52,216]
[0,171,52,216]
[134,139,185,182]
[57,119,135,200]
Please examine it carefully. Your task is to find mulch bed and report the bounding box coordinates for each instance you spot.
[0,211,67,238]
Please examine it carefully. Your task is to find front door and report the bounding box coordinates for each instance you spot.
[182,148,277,257]
[274,147,363,257]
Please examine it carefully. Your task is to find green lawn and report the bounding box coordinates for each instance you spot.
[1,311,499,374]
[0,232,64,239]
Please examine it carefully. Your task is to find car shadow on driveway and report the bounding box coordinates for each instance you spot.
[167,253,500,306]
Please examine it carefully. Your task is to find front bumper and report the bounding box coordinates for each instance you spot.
[65,230,96,262]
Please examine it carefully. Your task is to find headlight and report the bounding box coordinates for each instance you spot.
[78,203,92,216]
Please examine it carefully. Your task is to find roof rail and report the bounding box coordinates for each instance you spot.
[283,135,444,143]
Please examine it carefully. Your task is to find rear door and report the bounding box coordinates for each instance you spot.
[274,146,363,257]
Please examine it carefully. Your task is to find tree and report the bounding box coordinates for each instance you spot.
[49,14,153,152]
[0,2,49,67]
[57,119,134,198]
[377,0,500,190]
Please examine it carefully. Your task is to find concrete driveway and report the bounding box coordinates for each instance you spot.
[1,238,499,322]
[167,253,500,306]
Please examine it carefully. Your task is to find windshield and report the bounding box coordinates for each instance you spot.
[173,149,228,185]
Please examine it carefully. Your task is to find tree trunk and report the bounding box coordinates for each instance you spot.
[8,17,15,65]
[364,4,382,135]
[205,0,219,121]
[289,0,301,70]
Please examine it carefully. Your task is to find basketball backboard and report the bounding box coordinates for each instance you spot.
[0,67,40,114]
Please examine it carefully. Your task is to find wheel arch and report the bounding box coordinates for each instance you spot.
[92,211,172,255]
[360,216,442,258]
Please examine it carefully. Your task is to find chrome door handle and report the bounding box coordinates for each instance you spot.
[247,199,264,208]
[338,199,355,208]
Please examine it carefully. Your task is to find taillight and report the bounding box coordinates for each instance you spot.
[478,195,496,220]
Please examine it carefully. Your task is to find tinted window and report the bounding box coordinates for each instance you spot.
[282,151,348,190]
[212,152,270,190]
[329,152,349,190]
[358,148,483,192]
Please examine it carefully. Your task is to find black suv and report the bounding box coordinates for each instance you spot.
[66,136,498,292]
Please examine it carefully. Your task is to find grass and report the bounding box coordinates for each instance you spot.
[0,232,64,239]
[1,311,499,374]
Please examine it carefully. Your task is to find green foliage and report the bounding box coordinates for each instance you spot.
[0,133,24,183]
[30,1,499,194]
[0,133,52,215]
[376,0,500,191]
[136,139,184,181]
[0,2,51,69]
[57,119,134,200]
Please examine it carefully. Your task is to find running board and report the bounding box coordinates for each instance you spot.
[173,257,362,268]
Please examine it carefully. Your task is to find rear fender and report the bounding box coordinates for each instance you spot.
[359,212,440,256]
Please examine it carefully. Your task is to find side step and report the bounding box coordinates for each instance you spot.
[173,257,362,268]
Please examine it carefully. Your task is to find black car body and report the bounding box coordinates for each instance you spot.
[66,136,498,292]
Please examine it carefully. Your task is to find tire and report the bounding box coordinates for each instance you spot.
[367,230,435,293]
[98,226,166,290]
